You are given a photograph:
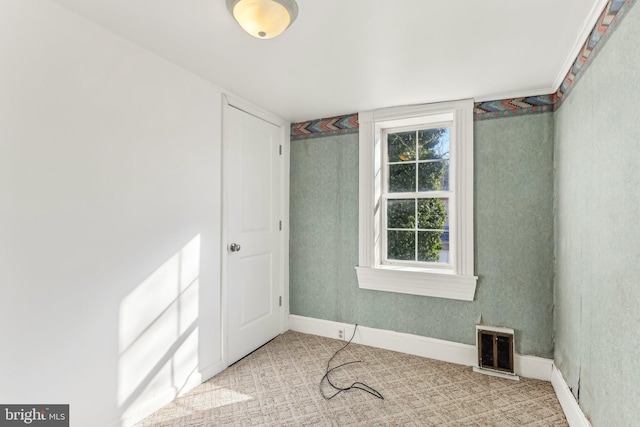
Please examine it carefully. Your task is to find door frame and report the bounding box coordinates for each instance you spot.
[220,93,290,368]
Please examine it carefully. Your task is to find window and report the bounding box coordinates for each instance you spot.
[383,126,451,266]
[356,100,477,301]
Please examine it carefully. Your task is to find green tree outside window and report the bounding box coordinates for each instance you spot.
[386,128,449,262]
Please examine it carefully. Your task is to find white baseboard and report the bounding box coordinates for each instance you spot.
[200,360,226,383]
[515,353,554,381]
[551,364,591,427]
[287,315,553,381]
[287,315,475,366]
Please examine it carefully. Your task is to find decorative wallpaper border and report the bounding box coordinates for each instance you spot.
[475,0,635,120]
[291,114,358,140]
[292,0,636,134]
[473,95,558,121]
[555,0,635,105]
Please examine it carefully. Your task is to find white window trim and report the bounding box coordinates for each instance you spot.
[356,100,477,301]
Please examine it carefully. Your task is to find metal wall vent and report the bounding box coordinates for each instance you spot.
[473,325,519,381]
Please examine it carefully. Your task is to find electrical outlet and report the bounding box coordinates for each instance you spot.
[338,328,345,340]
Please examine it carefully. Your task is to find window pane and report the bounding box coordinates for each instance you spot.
[417,198,448,230]
[418,160,449,191]
[418,128,449,160]
[387,131,416,162]
[417,231,448,263]
[387,199,415,229]
[387,230,415,261]
[389,163,416,192]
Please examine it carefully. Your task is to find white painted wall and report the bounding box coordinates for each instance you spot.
[0,1,225,425]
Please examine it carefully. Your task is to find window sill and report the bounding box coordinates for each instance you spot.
[355,266,477,301]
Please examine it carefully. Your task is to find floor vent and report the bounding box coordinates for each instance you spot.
[473,325,519,381]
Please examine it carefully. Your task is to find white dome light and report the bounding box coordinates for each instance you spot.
[226,0,298,39]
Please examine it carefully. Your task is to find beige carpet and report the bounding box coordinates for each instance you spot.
[135,331,567,426]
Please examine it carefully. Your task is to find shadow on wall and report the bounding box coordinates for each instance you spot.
[117,235,202,425]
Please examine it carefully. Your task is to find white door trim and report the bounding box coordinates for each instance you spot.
[279,118,291,333]
[220,94,289,367]
[224,94,285,127]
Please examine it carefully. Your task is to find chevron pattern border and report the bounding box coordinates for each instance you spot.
[474,95,558,121]
[291,114,358,140]
[556,0,635,104]
[474,0,635,120]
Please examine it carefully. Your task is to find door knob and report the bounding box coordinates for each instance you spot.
[229,243,241,252]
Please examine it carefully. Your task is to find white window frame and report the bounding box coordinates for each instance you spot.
[356,100,477,301]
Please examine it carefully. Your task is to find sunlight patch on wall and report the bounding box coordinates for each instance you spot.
[118,234,201,419]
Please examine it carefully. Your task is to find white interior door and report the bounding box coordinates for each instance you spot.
[224,103,282,365]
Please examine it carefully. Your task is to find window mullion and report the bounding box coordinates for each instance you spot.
[414,130,419,262]
[414,198,418,262]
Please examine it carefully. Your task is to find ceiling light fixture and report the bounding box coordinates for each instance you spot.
[226,0,298,39]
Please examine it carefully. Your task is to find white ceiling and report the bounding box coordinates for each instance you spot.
[49,0,606,123]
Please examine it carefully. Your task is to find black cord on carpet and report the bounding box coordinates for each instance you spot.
[319,324,384,400]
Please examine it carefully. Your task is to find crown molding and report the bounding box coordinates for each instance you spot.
[552,0,611,93]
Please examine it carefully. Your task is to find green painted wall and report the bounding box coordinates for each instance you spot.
[290,112,555,357]
[554,4,640,425]
[290,3,640,421]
